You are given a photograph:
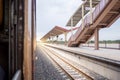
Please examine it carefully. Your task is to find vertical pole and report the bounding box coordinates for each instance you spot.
[71,17,73,35]
[82,4,84,29]
[50,36,51,43]
[48,37,50,43]
[52,36,54,44]
[71,17,73,40]
[105,41,106,48]
[90,0,93,24]
[119,41,120,49]
[9,1,11,79]
[88,42,89,47]
[64,32,67,45]
[56,35,58,44]
[95,28,99,50]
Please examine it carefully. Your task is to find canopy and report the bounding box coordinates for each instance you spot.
[66,0,100,26]
[40,26,78,42]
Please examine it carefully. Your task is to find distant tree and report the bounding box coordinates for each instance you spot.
[90,40,94,43]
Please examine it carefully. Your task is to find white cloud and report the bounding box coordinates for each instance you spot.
[36,0,83,39]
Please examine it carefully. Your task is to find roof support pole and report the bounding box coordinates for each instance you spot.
[64,32,67,45]
[94,28,99,50]
[90,0,93,24]
[82,4,84,29]
[70,17,73,40]
[50,33,52,43]
[50,36,51,43]
[56,35,58,43]
[52,36,54,44]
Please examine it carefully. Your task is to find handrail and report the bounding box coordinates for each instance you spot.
[68,0,110,46]
[12,70,21,80]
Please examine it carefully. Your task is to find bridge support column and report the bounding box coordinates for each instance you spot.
[70,17,73,36]
[82,4,84,29]
[94,28,99,50]
[90,0,93,24]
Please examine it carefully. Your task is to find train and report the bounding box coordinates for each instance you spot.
[0,0,36,80]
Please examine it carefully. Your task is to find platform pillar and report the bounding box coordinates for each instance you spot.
[52,36,54,43]
[70,17,73,36]
[56,35,59,44]
[82,4,84,29]
[90,0,93,24]
[94,28,99,50]
[64,32,67,45]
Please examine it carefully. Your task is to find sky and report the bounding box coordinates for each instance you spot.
[36,0,120,41]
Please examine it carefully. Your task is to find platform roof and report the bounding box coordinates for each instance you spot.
[66,0,100,27]
[40,26,69,41]
[40,26,78,42]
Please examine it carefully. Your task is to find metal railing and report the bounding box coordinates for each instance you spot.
[82,42,120,50]
[12,70,21,80]
[68,0,110,46]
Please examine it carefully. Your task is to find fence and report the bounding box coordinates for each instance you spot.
[82,42,120,50]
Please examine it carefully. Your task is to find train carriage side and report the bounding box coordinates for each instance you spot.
[0,0,36,80]
[24,0,36,80]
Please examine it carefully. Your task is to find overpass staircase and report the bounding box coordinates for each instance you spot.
[68,0,120,47]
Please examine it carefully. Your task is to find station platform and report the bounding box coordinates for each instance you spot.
[43,43,120,61]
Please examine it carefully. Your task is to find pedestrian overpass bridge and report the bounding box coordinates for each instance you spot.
[67,0,120,50]
[41,0,120,50]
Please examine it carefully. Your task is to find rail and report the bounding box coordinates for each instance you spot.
[82,43,120,50]
[41,46,94,80]
[12,70,21,80]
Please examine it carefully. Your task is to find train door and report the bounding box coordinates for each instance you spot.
[0,0,9,80]
[0,0,24,79]
[9,0,24,79]
[0,0,36,80]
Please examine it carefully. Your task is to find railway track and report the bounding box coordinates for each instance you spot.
[41,45,93,80]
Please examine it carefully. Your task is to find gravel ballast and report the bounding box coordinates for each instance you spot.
[33,46,66,80]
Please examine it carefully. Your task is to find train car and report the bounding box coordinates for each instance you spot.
[0,0,36,80]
